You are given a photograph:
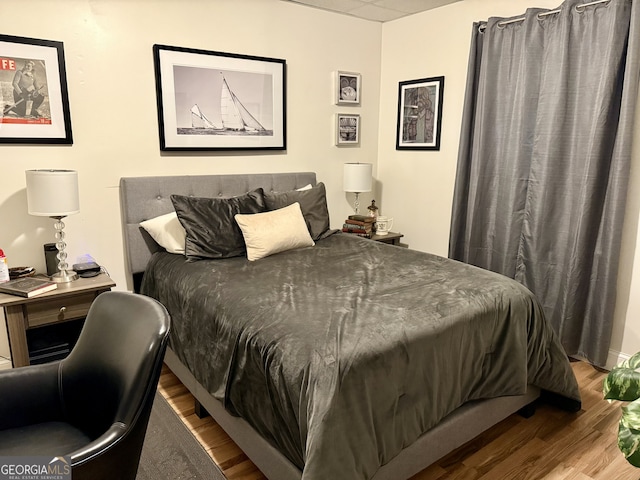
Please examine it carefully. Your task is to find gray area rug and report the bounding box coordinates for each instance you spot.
[137,392,227,480]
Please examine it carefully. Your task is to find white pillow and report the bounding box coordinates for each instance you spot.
[296,184,313,191]
[139,211,186,254]
[235,202,314,261]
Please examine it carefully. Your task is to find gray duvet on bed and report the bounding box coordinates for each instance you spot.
[141,232,581,480]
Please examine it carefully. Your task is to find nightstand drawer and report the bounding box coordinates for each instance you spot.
[25,292,96,328]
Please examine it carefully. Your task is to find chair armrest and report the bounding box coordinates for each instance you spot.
[0,362,63,430]
[69,422,127,465]
[69,422,140,480]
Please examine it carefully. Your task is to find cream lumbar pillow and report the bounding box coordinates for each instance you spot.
[235,202,314,261]
[139,211,186,254]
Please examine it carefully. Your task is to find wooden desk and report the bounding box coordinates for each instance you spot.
[0,274,115,367]
[370,231,405,246]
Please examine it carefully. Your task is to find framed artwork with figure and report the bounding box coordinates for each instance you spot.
[0,34,73,144]
[396,76,444,150]
[335,71,361,105]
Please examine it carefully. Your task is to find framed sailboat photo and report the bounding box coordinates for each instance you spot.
[153,44,286,151]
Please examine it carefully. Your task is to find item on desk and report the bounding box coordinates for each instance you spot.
[367,200,379,232]
[72,262,101,278]
[343,215,374,238]
[367,200,378,215]
[44,243,58,276]
[345,218,371,226]
[9,266,36,280]
[375,216,393,236]
[0,277,57,298]
[343,221,372,231]
[0,249,9,283]
[348,214,375,223]
[344,221,372,230]
[342,227,372,237]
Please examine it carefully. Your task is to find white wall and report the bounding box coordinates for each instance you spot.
[0,0,382,293]
[379,0,640,366]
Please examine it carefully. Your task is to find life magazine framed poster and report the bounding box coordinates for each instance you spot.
[0,34,73,144]
[396,76,444,151]
[153,44,286,151]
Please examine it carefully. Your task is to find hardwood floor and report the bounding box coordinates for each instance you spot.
[156,361,640,480]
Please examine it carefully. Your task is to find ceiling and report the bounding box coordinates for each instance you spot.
[281,0,463,22]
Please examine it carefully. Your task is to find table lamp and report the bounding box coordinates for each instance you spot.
[26,169,80,283]
[343,163,372,214]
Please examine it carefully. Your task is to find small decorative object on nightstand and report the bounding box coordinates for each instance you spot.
[367,200,379,232]
[375,216,393,235]
[367,200,378,218]
[8,266,36,280]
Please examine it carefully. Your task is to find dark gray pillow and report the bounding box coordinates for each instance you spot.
[264,182,330,241]
[171,189,266,260]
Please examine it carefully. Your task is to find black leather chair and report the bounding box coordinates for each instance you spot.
[0,291,170,480]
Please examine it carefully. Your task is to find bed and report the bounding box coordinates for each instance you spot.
[119,172,581,480]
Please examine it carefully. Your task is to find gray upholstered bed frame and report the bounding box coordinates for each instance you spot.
[119,172,540,480]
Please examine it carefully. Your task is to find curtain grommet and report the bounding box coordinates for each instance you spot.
[576,0,611,14]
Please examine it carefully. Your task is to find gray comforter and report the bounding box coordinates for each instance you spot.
[141,232,580,480]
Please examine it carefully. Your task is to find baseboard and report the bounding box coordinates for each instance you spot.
[0,357,12,370]
[571,350,630,371]
[607,350,631,370]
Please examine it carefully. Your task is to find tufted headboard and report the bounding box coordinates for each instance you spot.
[119,172,317,288]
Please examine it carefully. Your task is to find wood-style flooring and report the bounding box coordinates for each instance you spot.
[156,360,640,479]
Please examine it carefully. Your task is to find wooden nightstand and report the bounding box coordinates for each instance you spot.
[371,231,404,246]
[0,273,115,367]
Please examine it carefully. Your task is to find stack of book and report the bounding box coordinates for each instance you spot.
[342,215,375,238]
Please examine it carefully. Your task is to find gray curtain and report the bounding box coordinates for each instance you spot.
[449,0,640,367]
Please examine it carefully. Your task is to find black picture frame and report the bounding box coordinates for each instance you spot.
[153,44,286,151]
[396,76,444,151]
[0,34,73,145]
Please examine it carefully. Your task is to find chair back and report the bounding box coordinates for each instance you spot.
[60,291,170,479]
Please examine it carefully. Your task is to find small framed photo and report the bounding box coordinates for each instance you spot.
[396,76,444,150]
[153,44,286,151]
[0,34,73,144]
[335,71,361,105]
[336,113,360,146]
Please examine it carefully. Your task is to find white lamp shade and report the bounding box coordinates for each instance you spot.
[343,163,372,193]
[26,169,80,216]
